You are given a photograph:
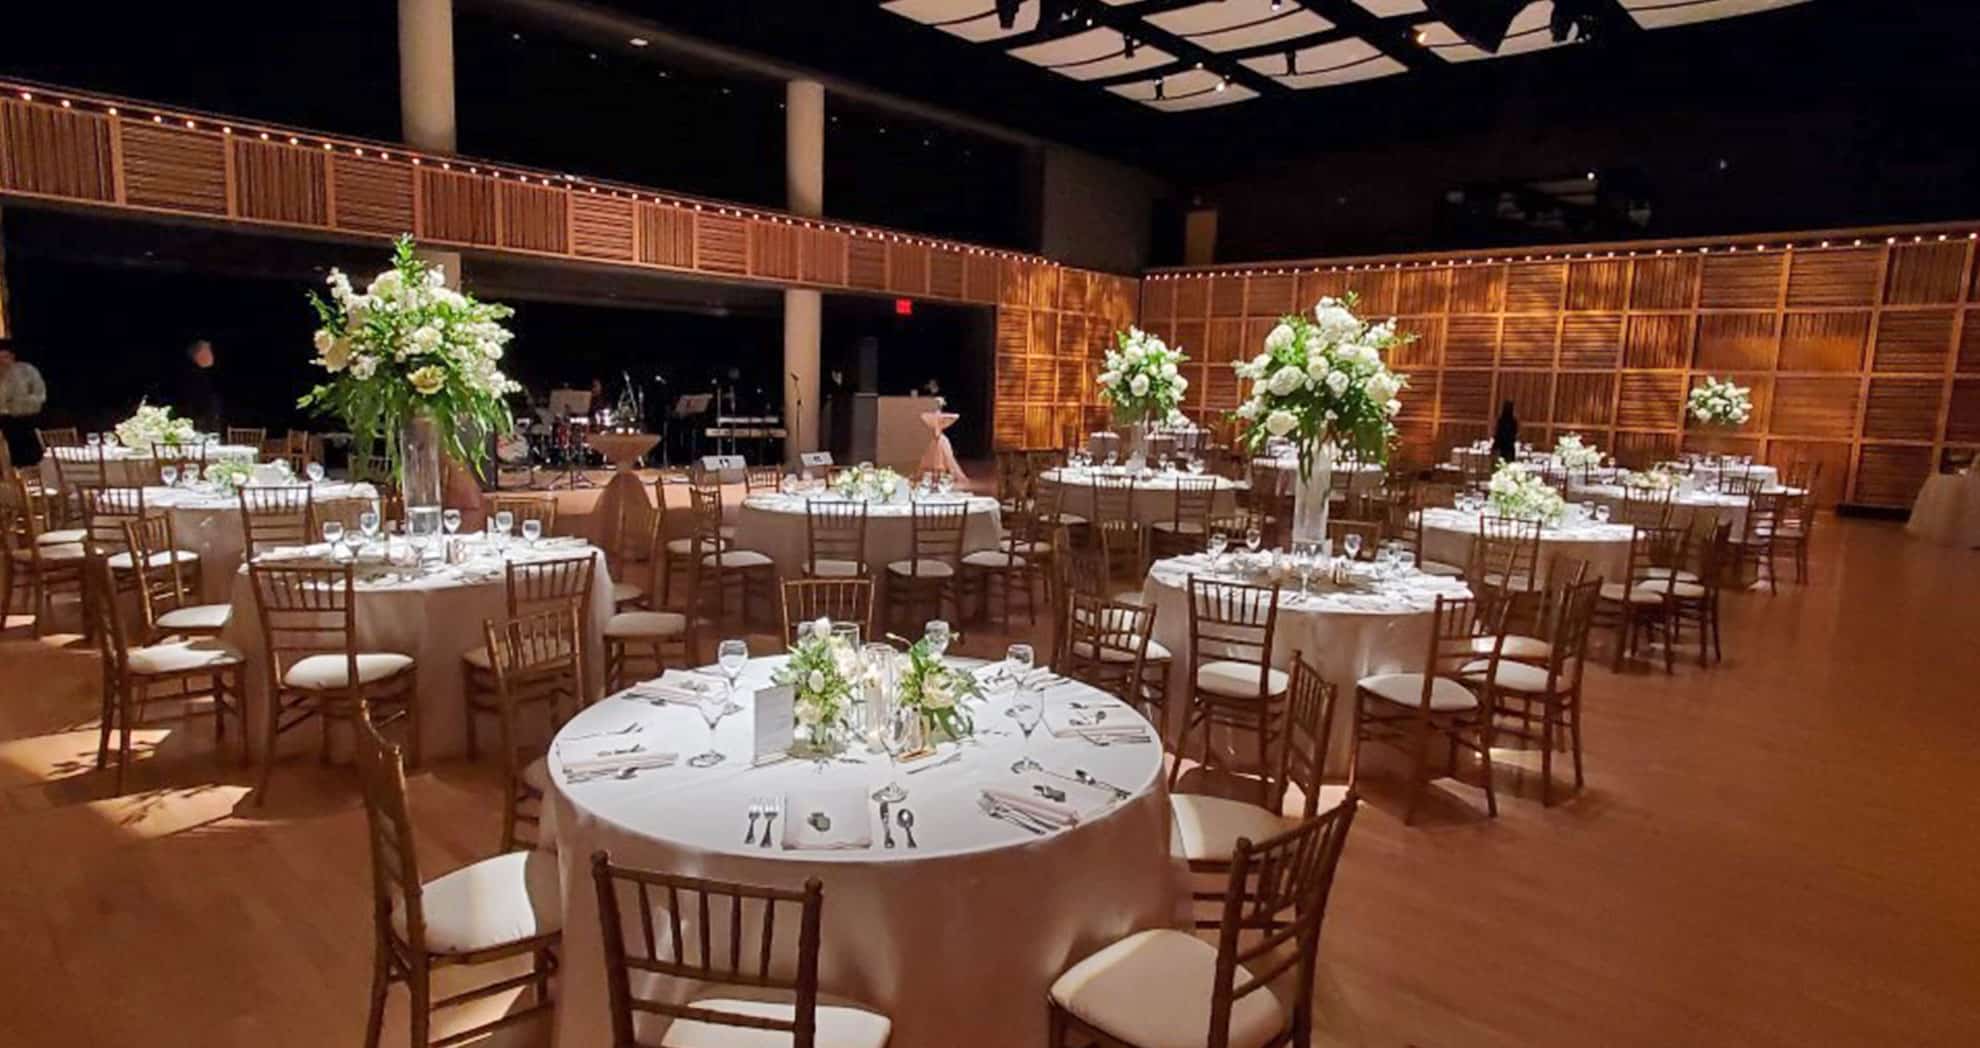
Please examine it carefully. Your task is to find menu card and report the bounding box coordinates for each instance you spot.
[753,685,795,765]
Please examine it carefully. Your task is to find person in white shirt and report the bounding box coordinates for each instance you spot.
[0,340,49,466]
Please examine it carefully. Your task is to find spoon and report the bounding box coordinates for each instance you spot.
[1074,768,1131,800]
[896,808,918,848]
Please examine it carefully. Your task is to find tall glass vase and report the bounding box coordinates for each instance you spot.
[399,414,444,550]
[1290,442,1333,547]
[1122,418,1150,472]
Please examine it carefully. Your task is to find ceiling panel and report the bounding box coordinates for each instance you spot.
[1145,0,1332,53]
[1239,38,1406,88]
[1622,0,1810,30]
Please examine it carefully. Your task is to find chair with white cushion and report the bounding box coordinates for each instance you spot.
[1151,474,1217,559]
[1467,577,1600,806]
[963,501,1040,630]
[1594,524,1684,674]
[462,554,595,760]
[590,851,892,1048]
[781,578,874,648]
[883,501,964,634]
[1384,490,1464,578]
[1739,490,1789,595]
[248,562,417,804]
[689,484,775,627]
[122,514,231,641]
[804,497,869,578]
[1062,592,1168,725]
[1472,514,1540,596]
[1172,577,1286,806]
[1049,796,1359,1048]
[84,557,245,793]
[2,476,87,636]
[1174,651,1347,926]
[1354,593,1503,825]
[1667,521,1730,668]
[605,511,699,689]
[356,716,561,1048]
[485,605,586,851]
[83,486,201,590]
[238,484,315,559]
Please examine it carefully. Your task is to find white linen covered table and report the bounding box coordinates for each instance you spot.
[1658,459,1780,490]
[1418,507,1635,584]
[1565,482,1753,539]
[1250,456,1388,500]
[1141,553,1472,770]
[40,442,261,489]
[1907,471,1980,549]
[222,537,614,761]
[143,481,378,598]
[1036,467,1242,526]
[549,655,1174,1048]
[731,492,1003,576]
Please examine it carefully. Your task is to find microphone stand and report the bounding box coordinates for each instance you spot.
[788,370,802,466]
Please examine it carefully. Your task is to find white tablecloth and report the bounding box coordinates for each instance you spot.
[1418,507,1635,584]
[1566,483,1752,540]
[1249,457,1388,500]
[1659,460,1780,490]
[1907,472,1980,549]
[40,443,261,488]
[1141,553,1472,771]
[732,493,1003,576]
[145,482,378,599]
[1037,468,1242,526]
[549,656,1175,1048]
[222,538,615,761]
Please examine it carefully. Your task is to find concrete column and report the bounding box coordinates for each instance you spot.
[782,80,826,464]
[398,0,462,286]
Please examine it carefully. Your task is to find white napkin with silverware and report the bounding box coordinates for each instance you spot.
[780,788,873,850]
[631,670,723,706]
[981,787,1081,829]
[558,744,677,778]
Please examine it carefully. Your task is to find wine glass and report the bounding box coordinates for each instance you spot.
[442,508,462,536]
[1594,504,1612,525]
[1244,524,1263,555]
[1342,531,1364,563]
[321,520,345,558]
[359,508,381,549]
[494,509,515,541]
[305,461,326,484]
[924,619,951,659]
[521,519,543,547]
[1187,456,1205,476]
[717,638,748,700]
[1206,528,1229,566]
[159,465,178,489]
[688,689,728,768]
[86,432,101,448]
[1006,642,1034,695]
[871,702,912,803]
[1007,684,1044,773]
[937,473,954,496]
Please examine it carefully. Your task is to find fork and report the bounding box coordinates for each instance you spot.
[759,800,779,848]
[744,799,764,845]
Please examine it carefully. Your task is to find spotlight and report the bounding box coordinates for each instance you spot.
[1216,77,1229,92]
[1154,77,1165,100]
[1284,48,1297,75]
[1550,0,1604,43]
[1124,34,1137,58]
[995,0,1023,30]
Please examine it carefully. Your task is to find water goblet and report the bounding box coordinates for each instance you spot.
[521,519,543,547]
[358,508,381,551]
[86,432,101,448]
[1342,531,1364,562]
[1206,528,1229,566]
[1187,456,1205,476]
[1594,504,1612,525]
[321,520,345,559]
[1104,451,1118,469]
[872,702,913,803]
[1006,642,1034,696]
[305,461,326,484]
[1244,524,1263,555]
[494,510,515,542]
[924,619,951,659]
[159,465,179,489]
[442,508,462,536]
[689,689,728,768]
[1007,685,1044,773]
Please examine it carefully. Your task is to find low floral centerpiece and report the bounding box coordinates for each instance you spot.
[1231,293,1411,544]
[1553,432,1602,470]
[894,637,978,742]
[1096,327,1190,469]
[1688,376,1753,428]
[830,462,903,502]
[203,456,255,495]
[1487,461,1566,524]
[113,402,199,450]
[1622,467,1680,491]
[301,235,520,537]
[772,618,859,751]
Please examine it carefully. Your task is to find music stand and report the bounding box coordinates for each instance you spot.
[547,389,597,490]
[670,393,714,465]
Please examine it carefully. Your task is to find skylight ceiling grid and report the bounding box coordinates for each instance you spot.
[878,0,1814,112]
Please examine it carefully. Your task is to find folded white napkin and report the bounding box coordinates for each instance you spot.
[559,745,677,778]
[780,787,873,850]
[982,786,1080,829]
[1046,713,1151,743]
[633,670,724,705]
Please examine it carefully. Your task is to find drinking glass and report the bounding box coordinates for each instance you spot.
[1007,685,1044,773]
[1187,456,1205,476]
[358,509,380,550]
[717,638,748,699]
[1104,451,1118,469]
[305,461,326,484]
[1006,642,1034,695]
[924,619,951,659]
[1594,504,1612,525]
[494,510,515,541]
[1291,541,1316,595]
[688,690,728,768]
[159,465,178,489]
[1206,528,1229,565]
[322,520,345,558]
[1244,525,1263,554]
[871,702,912,803]
[86,433,101,448]
[1342,531,1364,562]
[937,473,955,496]
[442,508,462,535]
[1157,454,1172,473]
[521,519,543,547]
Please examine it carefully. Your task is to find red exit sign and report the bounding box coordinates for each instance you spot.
[894,298,914,316]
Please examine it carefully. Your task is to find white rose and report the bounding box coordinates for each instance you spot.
[1315,305,1360,342]
[313,329,335,353]
[795,701,823,727]
[1325,370,1351,396]
[1124,344,1144,363]
[1365,373,1401,403]
[1162,361,1179,379]
[1175,373,1189,391]
[1235,399,1262,421]
[923,677,954,710]
[350,355,378,380]
[1305,360,1329,384]
[1268,366,1305,397]
[1385,398,1403,416]
[1264,409,1299,437]
[320,338,352,373]
[1129,374,1151,397]
[807,669,827,694]
[812,616,833,640]
[1265,323,1295,353]
[1097,371,1118,388]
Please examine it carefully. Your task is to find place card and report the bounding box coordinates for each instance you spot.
[753,684,795,765]
[700,454,748,472]
[798,451,834,468]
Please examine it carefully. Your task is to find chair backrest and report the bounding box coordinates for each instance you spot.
[1617,487,1672,528]
[804,498,868,573]
[225,427,266,450]
[1420,594,1492,697]
[1094,519,1145,596]
[239,484,315,557]
[123,514,199,638]
[80,486,147,556]
[1274,653,1340,818]
[489,494,559,536]
[83,556,137,680]
[907,502,967,570]
[688,483,727,562]
[780,578,874,645]
[591,852,826,1048]
[1172,475,1217,532]
[1624,525,1687,592]
[49,443,108,491]
[354,715,427,954]
[149,442,208,483]
[994,450,1032,507]
[484,605,587,763]
[1089,473,1137,525]
[1747,490,1789,538]
[1474,515,1540,585]
[745,466,783,495]
[0,477,49,554]
[36,427,81,449]
[1064,592,1156,704]
[1208,797,1359,1048]
[505,553,597,618]
[1186,577,1280,696]
[1539,578,1602,693]
[248,562,360,693]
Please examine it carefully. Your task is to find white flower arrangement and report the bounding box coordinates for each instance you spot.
[1688,376,1753,427]
[772,618,858,744]
[895,637,978,741]
[1622,467,1680,491]
[1553,432,1602,470]
[1486,461,1566,524]
[113,401,200,450]
[1096,328,1189,425]
[203,456,254,494]
[300,235,521,478]
[1230,293,1412,472]
[830,462,903,502]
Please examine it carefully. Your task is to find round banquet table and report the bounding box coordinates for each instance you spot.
[1906,471,1980,549]
[144,481,378,599]
[732,492,1003,576]
[1658,459,1780,490]
[1418,507,1636,584]
[1251,456,1388,501]
[40,443,261,489]
[221,537,615,762]
[548,655,1175,1048]
[1036,467,1242,527]
[1565,482,1753,540]
[1141,553,1472,770]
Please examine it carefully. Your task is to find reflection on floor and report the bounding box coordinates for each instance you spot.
[1,515,1976,1046]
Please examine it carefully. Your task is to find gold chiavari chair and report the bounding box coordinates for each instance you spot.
[248,562,418,803]
[1173,577,1286,806]
[994,450,1032,514]
[1354,593,1503,824]
[605,509,697,690]
[804,497,869,578]
[1044,526,1097,667]
[1246,461,1291,547]
[1174,652,1347,926]
[781,577,875,646]
[1775,489,1815,585]
[1666,520,1731,667]
[590,852,892,1048]
[488,493,559,538]
[1089,472,1138,527]
[962,500,1040,629]
[1150,474,1217,558]
[148,441,208,485]
[484,605,587,851]
[1472,554,1590,668]
[356,717,561,1048]
[238,484,315,560]
[224,426,266,451]
[275,429,312,472]
[48,443,109,512]
[1473,514,1542,594]
[122,514,231,640]
[462,554,596,760]
[1060,592,1163,720]
[1738,490,1789,595]
[1465,577,1601,806]
[83,558,247,793]
[1,477,86,635]
[1093,518,1149,605]
[83,487,203,589]
[688,483,776,626]
[36,426,81,450]
[1048,798,1358,1048]
[1595,525,1686,673]
[883,501,965,633]
[1381,492,1464,577]
[745,465,784,496]
[1616,486,1673,528]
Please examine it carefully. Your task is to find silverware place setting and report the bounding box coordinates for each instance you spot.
[978,795,1051,835]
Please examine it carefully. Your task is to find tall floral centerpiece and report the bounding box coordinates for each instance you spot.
[113,401,198,450]
[1232,293,1411,545]
[300,235,519,540]
[1553,432,1602,471]
[1688,376,1753,428]
[1096,328,1189,470]
[1486,461,1566,525]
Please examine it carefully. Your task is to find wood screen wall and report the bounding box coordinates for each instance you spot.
[1142,228,1980,509]
[992,264,1139,450]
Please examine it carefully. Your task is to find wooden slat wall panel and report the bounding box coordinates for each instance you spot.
[1444,316,1498,368]
[1946,380,1980,444]
[846,238,887,290]
[569,194,635,261]
[1565,260,1628,311]
[1871,310,1954,373]
[1698,253,1782,308]
[1853,444,1933,505]
[749,223,800,280]
[1438,370,1492,422]
[962,254,998,303]
[1390,317,1442,370]
[1612,431,1679,468]
[992,269,1141,450]
[1347,270,1397,315]
[418,169,496,245]
[1623,314,1691,369]
[1771,377,1859,436]
[232,139,326,226]
[1630,256,1698,309]
[1617,372,1684,430]
[1695,313,1777,371]
[1245,274,1296,317]
[1058,268,1089,314]
[928,250,965,300]
[1209,276,1245,317]
[637,204,694,268]
[1500,316,1557,368]
[1779,312,1868,371]
[693,214,746,275]
[331,157,413,235]
[497,182,567,254]
[1559,315,1622,369]
[1396,268,1450,314]
[1504,263,1564,312]
[1450,265,1504,312]
[887,242,929,295]
[1497,371,1553,424]
[1786,247,1880,306]
[120,123,226,215]
[1884,242,1967,304]
[0,101,115,200]
[1862,378,1942,440]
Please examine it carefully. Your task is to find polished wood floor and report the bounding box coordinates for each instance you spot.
[1,516,1975,1047]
